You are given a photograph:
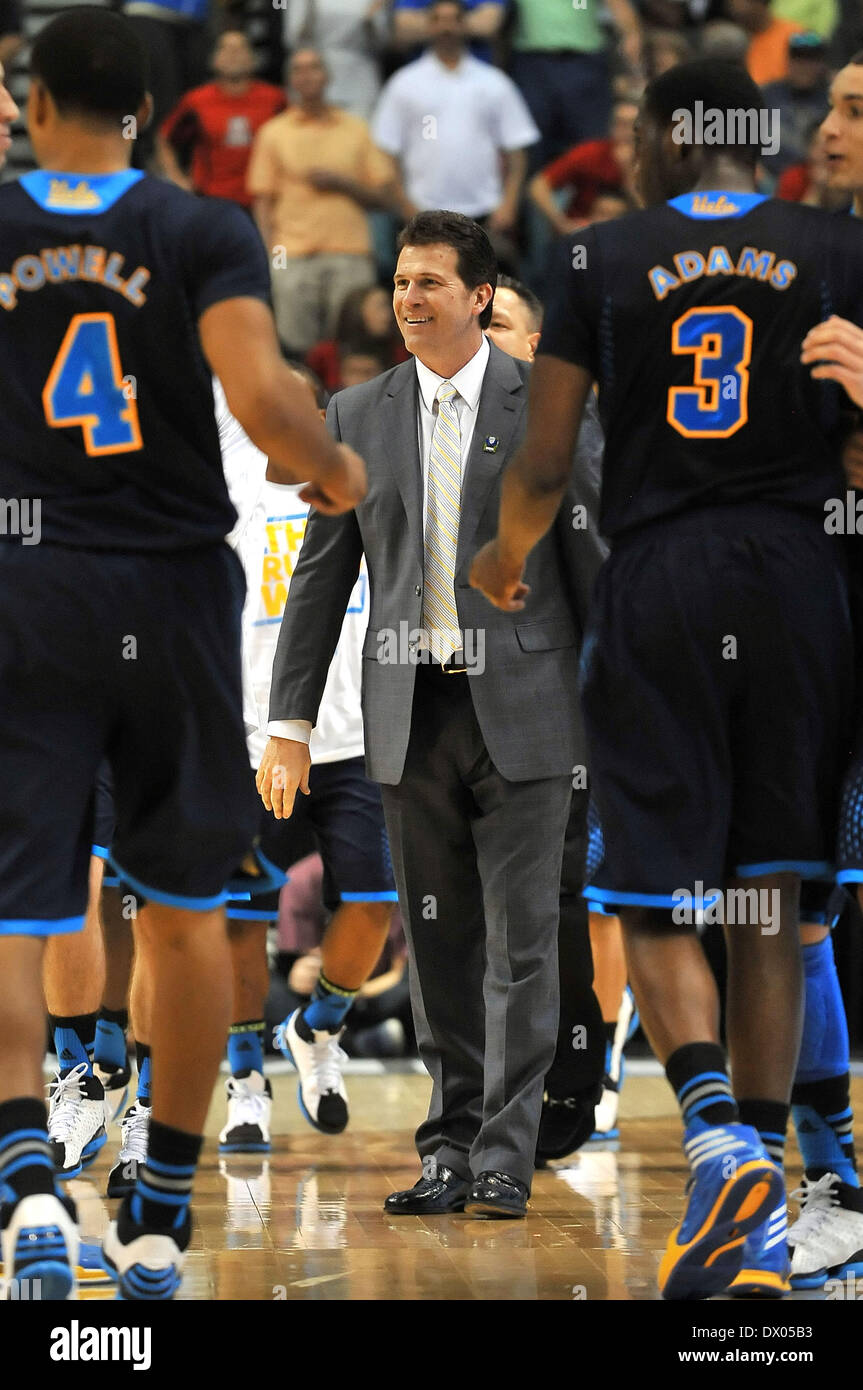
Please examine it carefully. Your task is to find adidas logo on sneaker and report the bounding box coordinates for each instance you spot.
[60,1049,76,1062]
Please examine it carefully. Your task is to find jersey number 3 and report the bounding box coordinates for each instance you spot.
[43,312,142,455]
[666,306,752,439]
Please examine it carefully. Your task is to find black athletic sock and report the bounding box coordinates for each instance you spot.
[132,1120,202,1230]
[666,1042,738,1127]
[603,1021,617,1046]
[792,1074,858,1183]
[0,1098,55,1201]
[49,1013,97,1076]
[737,1098,789,1167]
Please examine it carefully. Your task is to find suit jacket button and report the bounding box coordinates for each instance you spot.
[415,585,421,596]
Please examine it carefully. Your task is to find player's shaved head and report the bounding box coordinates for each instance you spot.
[644,58,764,160]
[30,6,148,126]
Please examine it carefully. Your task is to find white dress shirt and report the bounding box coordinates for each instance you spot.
[372,52,539,217]
[268,335,492,745]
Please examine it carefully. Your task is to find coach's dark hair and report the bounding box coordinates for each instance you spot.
[644,58,765,168]
[496,275,544,331]
[30,7,148,125]
[398,211,497,329]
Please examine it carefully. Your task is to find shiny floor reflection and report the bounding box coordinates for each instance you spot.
[36,1074,863,1300]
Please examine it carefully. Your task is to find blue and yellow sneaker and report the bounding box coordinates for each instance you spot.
[659,1123,784,1300]
[728,1193,791,1298]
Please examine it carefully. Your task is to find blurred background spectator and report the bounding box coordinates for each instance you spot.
[645,27,695,74]
[726,0,805,83]
[306,283,409,391]
[372,0,538,271]
[528,97,638,237]
[0,0,22,66]
[158,28,285,204]
[391,0,506,62]
[772,0,837,38]
[776,116,851,204]
[761,31,830,178]
[282,0,389,119]
[248,46,396,354]
[699,16,752,59]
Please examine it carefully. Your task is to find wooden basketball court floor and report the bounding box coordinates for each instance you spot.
[62,1067,863,1302]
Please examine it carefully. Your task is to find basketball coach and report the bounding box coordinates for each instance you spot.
[257,212,595,1217]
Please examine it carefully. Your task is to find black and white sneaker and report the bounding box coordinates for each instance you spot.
[48,1063,107,1179]
[93,1058,132,1125]
[102,1198,189,1301]
[107,1103,150,1199]
[1,1191,79,1301]
[275,1009,348,1134]
[219,1072,272,1153]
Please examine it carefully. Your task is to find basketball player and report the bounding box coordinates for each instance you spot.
[472,59,863,1299]
[0,6,364,1302]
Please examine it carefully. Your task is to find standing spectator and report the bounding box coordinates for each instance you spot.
[509,0,643,172]
[761,32,830,177]
[0,0,22,68]
[528,100,638,236]
[645,28,694,76]
[391,0,506,62]
[121,0,212,166]
[776,118,851,206]
[283,0,388,120]
[158,30,286,206]
[248,48,396,354]
[373,1,539,238]
[772,0,837,38]
[306,284,409,392]
[725,0,804,84]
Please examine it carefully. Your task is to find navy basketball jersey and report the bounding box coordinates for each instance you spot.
[540,192,863,539]
[0,169,270,549]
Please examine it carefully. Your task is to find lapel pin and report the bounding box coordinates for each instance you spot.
[482,436,499,453]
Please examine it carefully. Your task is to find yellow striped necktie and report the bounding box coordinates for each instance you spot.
[422,380,462,664]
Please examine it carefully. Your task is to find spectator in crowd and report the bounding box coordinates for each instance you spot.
[699,16,751,59]
[373,1,539,246]
[528,99,638,237]
[283,0,389,120]
[773,0,837,38]
[306,284,409,392]
[0,0,22,68]
[158,30,286,207]
[761,31,830,177]
[121,0,212,165]
[248,47,397,355]
[725,0,805,84]
[391,0,507,61]
[776,116,851,204]
[509,0,643,172]
[638,0,724,25]
[645,27,694,75]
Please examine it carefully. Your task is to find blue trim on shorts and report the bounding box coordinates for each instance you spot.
[340,891,398,902]
[91,844,110,860]
[225,907,278,922]
[581,887,684,909]
[735,860,833,879]
[107,860,229,910]
[837,869,863,885]
[102,874,121,889]
[0,915,85,937]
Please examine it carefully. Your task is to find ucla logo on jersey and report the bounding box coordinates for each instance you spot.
[45,179,103,211]
[690,194,740,217]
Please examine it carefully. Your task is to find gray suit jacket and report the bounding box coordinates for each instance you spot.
[269,340,606,785]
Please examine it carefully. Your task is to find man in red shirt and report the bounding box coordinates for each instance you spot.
[159,30,286,208]
[527,98,638,234]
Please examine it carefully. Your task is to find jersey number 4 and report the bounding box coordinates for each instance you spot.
[43,312,142,455]
[666,306,752,439]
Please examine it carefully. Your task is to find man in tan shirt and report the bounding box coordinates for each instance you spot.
[248,48,396,354]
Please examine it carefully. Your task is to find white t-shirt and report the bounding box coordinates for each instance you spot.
[372,51,539,216]
[216,380,367,768]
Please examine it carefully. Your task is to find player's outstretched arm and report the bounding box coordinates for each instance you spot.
[801,315,863,410]
[470,355,594,611]
[199,297,367,514]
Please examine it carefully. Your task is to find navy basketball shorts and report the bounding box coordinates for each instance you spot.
[227,756,398,922]
[0,542,259,937]
[580,506,854,911]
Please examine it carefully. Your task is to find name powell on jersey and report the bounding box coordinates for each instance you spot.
[648,245,797,301]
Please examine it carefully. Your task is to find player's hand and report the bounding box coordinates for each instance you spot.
[843,429,863,490]
[256,737,311,820]
[469,539,530,611]
[299,443,367,515]
[802,315,863,408]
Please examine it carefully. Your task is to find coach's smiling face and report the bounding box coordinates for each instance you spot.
[393,243,492,372]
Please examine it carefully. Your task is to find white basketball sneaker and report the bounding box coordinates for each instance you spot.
[787,1172,863,1288]
[107,1103,150,1199]
[1,1191,79,1301]
[48,1063,107,1179]
[219,1072,272,1153]
[275,1009,349,1133]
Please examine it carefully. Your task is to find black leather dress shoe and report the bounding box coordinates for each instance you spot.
[535,1080,604,1166]
[463,1171,529,1218]
[384,1166,471,1215]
